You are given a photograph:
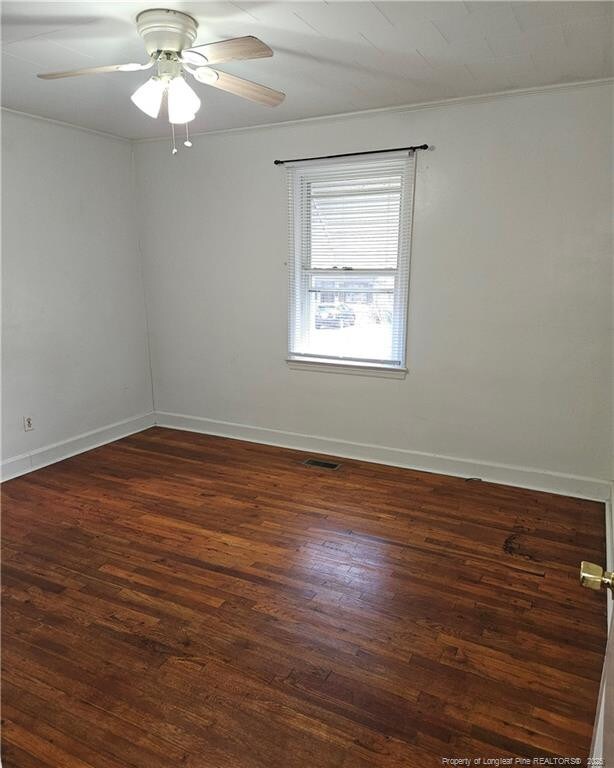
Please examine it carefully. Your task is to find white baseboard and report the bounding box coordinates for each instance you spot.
[156,411,612,502]
[1,412,156,482]
[3,409,611,503]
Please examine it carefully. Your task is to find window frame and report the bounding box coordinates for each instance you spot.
[286,152,415,378]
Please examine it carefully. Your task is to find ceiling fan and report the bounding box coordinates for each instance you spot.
[37,8,285,142]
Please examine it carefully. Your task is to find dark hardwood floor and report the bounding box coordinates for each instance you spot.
[1,427,608,767]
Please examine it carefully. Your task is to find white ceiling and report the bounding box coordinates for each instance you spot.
[2,1,612,139]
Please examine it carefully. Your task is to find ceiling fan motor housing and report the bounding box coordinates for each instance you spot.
[136,9,198,56]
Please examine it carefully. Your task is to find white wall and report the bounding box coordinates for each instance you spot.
[1,111,153,472]
[135,82,613,489]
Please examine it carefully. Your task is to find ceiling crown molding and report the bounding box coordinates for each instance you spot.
[1,106,131,143]
[135,77,614,142]
[3,77,612,143]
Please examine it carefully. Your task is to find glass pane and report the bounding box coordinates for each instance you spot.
[309,175,402,270]
[295,275,397,363]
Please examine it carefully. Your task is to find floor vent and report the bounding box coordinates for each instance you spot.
[303,458,341,470]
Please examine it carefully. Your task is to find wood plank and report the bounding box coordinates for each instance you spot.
[1,426,607,767]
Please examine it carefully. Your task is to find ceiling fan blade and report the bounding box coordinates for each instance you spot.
[184,36,272,65]
[37,62,153,80]
[194,68,284,106]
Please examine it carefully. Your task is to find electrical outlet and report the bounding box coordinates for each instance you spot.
[23,416,34,432]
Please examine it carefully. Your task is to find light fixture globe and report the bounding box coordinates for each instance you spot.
[167,77,201,124]
[131,76,166,118]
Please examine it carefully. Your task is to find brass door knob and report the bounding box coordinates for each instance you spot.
[580,561,613,591]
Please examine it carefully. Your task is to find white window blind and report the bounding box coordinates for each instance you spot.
[287,151,416,371]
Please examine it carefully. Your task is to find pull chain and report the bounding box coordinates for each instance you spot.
[171,124,194,154]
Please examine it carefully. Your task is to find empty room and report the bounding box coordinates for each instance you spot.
[1,1,613,766]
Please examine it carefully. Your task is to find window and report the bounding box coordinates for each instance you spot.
[286,152,416,376]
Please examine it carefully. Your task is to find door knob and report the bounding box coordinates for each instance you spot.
[580,561,613,591]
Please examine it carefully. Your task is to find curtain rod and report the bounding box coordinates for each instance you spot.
[273,144,429,166]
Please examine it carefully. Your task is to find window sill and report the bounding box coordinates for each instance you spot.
[286,357,408,379]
